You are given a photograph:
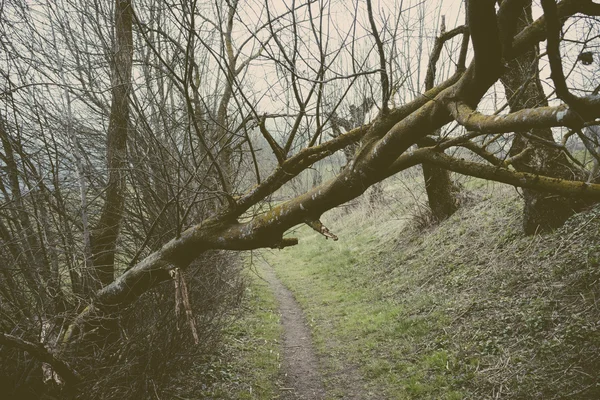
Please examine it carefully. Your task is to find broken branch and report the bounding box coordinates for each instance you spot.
[305,219,338,241]
[0,332,81,386]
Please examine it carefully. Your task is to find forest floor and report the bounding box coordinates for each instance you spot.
[201,175,600,399]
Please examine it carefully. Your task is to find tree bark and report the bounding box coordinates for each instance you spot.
[89,0,133,292]
[417,22,468,222]
[501,1,589,234]
[420,141,459,221]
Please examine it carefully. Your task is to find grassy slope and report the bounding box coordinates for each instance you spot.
[263,180,600,399]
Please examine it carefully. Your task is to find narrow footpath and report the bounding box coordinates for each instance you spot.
[260,260,326,400]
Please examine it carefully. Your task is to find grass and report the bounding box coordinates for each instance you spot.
[181,264,283,399]
[261,173,600,399]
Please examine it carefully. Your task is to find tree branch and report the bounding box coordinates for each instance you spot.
[366,0,390,111]
[448,101,584,133]
[512,0,600,62]
[466,0,502,91]
[421,150,600,198]
[541,0,600,119]
[0,332,81,386]
[497,0,528,59]
[425,25,468,90]
[258,115,285,165]
[305,219,338,241]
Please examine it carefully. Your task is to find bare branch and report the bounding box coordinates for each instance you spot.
[513,0,600,63]
[421,150,600,198]
[366,0,390,111]
[541,0,600,119]
[305,219,338,241]
[425,25,468,90]
[497,0,528,59]
[0,332,81,386]
[465,0,502,91]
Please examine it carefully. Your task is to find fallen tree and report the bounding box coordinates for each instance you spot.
[1,0,600,392]
[91,0,600,309]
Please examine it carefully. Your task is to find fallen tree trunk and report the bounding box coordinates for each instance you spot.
[63,0,600,351]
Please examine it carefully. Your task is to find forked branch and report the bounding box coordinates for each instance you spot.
[0,332,81,386]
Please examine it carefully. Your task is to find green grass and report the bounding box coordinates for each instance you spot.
[262,178,600,399]
[186,265,283,399]
[263,206,465,398]
[202,173,600,399]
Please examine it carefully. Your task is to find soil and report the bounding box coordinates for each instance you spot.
[260,261,326,400]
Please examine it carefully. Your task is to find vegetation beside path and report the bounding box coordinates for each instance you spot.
[200,178,600,399]
[179,267,282,399]
[263,180,600,399]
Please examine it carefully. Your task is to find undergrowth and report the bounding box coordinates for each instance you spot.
[174,261,283,399]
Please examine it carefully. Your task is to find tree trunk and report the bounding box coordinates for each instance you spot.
[418,17,461,223]
[419,136,459,222]
[501,1,588,234]
[89,0,133,292]
[422,162,459,221]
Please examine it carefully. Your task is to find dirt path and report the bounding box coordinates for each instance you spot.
[259,260,326,400]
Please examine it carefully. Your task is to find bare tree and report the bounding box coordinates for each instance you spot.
[82,0,600,336]
[88,0,134,291]
[1,0,600,394]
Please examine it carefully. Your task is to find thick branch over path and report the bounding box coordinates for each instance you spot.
[67,0,600,336]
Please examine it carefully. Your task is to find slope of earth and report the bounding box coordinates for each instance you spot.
[263,182,600,399]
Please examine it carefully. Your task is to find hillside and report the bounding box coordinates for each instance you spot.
[200,178,600,399]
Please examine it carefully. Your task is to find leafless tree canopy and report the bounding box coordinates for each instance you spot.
[1,0,600,392]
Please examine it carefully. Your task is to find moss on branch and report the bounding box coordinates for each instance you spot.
[449,102,583,133]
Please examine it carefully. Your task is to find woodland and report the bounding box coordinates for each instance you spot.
[0,0,599,398]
